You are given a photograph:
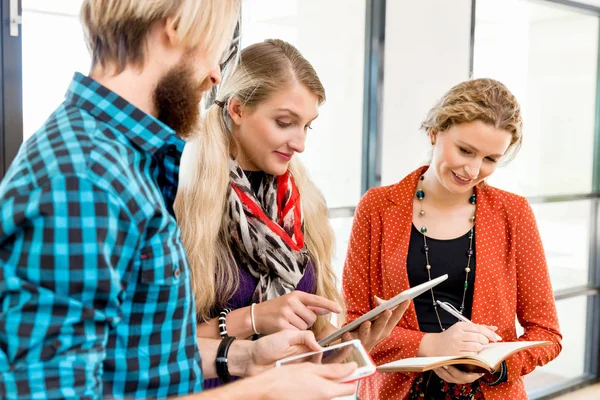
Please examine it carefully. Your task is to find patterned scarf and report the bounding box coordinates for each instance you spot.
[226,159,310,303]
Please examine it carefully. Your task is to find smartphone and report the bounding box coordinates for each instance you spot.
[275,339,376,383]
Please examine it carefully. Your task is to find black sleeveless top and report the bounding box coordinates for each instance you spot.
[406,225,476,333]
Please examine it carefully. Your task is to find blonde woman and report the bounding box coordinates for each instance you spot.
[343,79,562,399]
[176,39,407,387]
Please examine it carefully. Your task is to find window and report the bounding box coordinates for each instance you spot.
[21,0,88,140]
[330,216,355,283]
[15,0,368,281]
[19,0,367,211]
[379,0,473,186]
[524,295,590,396]
[239,0,368,291]
[532,201,592,291]
[475,0,598,197]
[241,0,366,209]
[474,0,600,397]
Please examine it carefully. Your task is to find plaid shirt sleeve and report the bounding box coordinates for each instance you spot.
[0,174,140,399]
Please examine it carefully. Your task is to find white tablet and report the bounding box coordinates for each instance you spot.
[318,274,448,346]
[276,339,376,383]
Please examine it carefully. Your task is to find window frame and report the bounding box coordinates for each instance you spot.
[0,0,23,179]
[470,0,600,398]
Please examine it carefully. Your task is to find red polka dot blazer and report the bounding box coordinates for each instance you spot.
[343,167,562,400]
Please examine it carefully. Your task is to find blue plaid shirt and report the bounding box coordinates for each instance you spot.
[0,73,203,399]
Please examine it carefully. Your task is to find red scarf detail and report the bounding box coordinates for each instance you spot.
[230,170,304,251]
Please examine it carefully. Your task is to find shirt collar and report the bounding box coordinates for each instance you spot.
[64,72,183,155]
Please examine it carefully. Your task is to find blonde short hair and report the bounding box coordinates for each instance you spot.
[421,78,523,158]
[80,0,240,72]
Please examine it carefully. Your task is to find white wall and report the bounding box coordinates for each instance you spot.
[381,0,473,186]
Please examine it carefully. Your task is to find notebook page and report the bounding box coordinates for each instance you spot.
[379,355,458,370]
[475,341,549,368]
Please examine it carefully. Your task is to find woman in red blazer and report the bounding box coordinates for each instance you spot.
[343,78,562,399]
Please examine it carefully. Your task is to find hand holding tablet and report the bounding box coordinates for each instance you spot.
[276,339,375,383]
[319,274,449,347]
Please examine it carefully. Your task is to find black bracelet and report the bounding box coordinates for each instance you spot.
[484,361,508,386]
[218,308,232,338]
[216,336,236,384]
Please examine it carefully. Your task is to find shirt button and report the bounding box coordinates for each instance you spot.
[173,268,181,279]
[167,144,177,155]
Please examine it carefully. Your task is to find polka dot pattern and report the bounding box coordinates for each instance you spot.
[342,167,562,400]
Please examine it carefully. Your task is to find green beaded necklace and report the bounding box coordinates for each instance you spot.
[415,175,476,331]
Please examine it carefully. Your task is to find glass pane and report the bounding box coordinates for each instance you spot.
[568,0,600,8]
[525,295,589,396]
[21,0,89,140]
[21,0,366,208]
[474,0,598,196]
[379,0,473,187]
[330,216,354,287]
[531,200,591,291]
[241,0,366,208]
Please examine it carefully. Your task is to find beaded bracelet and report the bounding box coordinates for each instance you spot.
[218,308,232,338]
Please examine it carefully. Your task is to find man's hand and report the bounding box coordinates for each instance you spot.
[248,362,358,400]
[244,330,322,377]
[196,362,358,400]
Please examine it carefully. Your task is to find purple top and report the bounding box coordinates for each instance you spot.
[227,259,317,310]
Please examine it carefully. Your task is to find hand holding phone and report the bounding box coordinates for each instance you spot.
[242,362,358,399]
[245,330,323,377]
[276,339,375,383]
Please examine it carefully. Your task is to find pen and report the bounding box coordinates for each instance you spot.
[436,300,502,341]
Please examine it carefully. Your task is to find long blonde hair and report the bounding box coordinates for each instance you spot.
[176,39,341,333]
[80,0,240,72]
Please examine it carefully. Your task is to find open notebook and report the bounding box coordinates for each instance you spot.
[377,341,553,374]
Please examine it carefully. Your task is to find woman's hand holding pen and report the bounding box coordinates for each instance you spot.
[418,322,502,384]
[418,321,501,358]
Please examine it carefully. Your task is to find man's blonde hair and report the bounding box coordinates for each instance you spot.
[80,0,240,72]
